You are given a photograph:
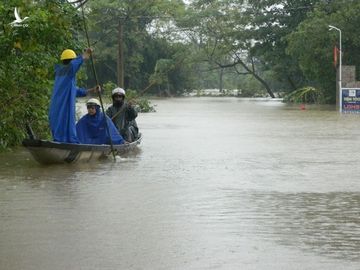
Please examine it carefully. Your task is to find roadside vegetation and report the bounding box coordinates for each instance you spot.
[1,0,360,149]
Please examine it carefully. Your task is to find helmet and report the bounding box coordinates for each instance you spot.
[112,87,126,96]
[86,98,101,107]
[60,49,77,60]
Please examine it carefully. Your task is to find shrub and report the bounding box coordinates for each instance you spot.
[283,86,326,104]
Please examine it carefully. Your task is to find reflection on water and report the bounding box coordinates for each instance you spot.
[1,98,360,269]
[207,191,360,261]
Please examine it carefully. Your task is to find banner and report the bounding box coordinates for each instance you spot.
[342,88,360,113]
[333,46,339,67]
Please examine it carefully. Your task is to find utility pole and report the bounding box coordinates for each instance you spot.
[329,25,342,112]
[117,20,124,88]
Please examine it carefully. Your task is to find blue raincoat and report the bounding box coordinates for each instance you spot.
[49,55,87,143]
[76,107,125,145]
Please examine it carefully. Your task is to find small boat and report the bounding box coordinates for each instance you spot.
[22,134,142,165]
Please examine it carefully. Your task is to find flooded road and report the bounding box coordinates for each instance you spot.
[1,97,360,269]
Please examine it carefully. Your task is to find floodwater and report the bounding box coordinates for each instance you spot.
[1,97,360,270]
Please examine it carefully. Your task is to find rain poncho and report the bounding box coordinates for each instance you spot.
[49,56,87,143]
[106,102,138,142]
[76,107,125,145]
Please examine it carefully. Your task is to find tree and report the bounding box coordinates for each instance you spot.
[0,0,83,149]
[173,0,276,97]
[245,0,319,92]
[287,0,360,102]
[85,0,188,93]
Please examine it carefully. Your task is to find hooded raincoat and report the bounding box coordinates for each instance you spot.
[106,101,138,141]
[49,55,87,143]
[76,107,124,145]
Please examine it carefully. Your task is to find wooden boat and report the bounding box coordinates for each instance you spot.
[22,134,142,165]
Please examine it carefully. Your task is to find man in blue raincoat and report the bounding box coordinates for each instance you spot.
[76,98,125,145]
[49,48,99,143]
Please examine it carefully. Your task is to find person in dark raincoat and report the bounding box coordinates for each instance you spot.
[49,48,99,143]
[106,87,139,142]
[76,98,125,145]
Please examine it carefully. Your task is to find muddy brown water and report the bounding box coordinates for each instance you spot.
[0,97,359,269]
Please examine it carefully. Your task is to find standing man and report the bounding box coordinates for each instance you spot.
[49,48,99,143]
[106,87,139,142]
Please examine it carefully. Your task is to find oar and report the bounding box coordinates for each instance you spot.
[80,5,116,160]
[110,104,127,121]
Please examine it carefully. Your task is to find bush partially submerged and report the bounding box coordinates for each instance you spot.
[126,89,156,112]
[283,86,326,104]
[102,82,156,113]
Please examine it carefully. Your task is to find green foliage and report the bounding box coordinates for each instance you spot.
[2,0,360,150]
[102,82,155,112]
[286,0,360,103]
[0,0,82,150]
[283,87,326,104]
[177,0,360,101]
[123,89,155,112]
[246,0,317,91]
[150,59,175,85]
[102,81,118,97]
[174,0,277,97]
[86,0,188,93]
[237,76,267,97]
[133,98,156,113]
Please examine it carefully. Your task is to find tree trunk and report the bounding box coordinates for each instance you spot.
[219,68,224,93]
[236,58,275,98]
[287,76,297,91]
[252,72,275,98]
[217,57,275,98]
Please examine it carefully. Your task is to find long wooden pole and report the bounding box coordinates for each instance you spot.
[81,6,116,160]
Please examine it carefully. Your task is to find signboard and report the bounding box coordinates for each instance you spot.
[342,88,360,113]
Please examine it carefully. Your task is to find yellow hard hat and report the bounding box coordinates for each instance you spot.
[60,49,76,60]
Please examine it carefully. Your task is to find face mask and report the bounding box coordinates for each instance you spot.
[113,100,123,107]
[113,95,124,107]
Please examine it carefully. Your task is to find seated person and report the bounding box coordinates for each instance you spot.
[106,87,139,142]
[76,98,125,145]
